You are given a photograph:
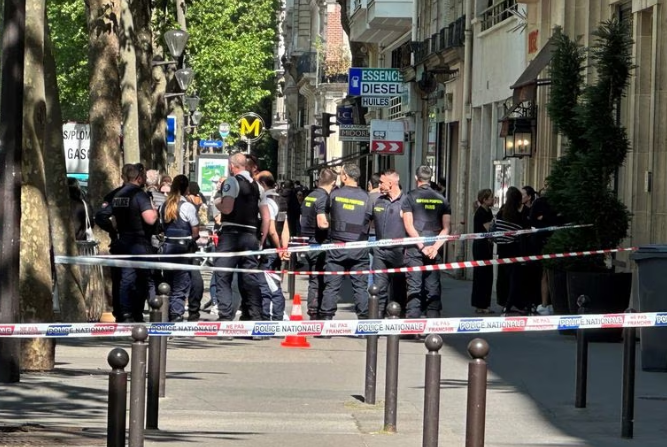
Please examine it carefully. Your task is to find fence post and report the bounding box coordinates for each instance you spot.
[129,326,148,447]
[422,334,443,447]
[621,308,637,439]
[575,294,590,409]
[107,348,129,447]
[146,295,163,430]
[383,301,401,433]
[288,252,296,301]
[365,283,380,405]
[465,338,490,447]
[158,282,170,398]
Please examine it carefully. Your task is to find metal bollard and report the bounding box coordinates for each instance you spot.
[146,295,163,430]
[365,284,380,405]
[575,295,590,408]
[465,338,490,447]
[621,308,637,439]
[383,301,401,433]
[129,326,148,447]
[158,282,170,398]
[107,348,129,447]
[287,252,296,300]
[422,334,443,447]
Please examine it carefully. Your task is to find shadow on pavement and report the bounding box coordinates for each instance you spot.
[438,275,667,447]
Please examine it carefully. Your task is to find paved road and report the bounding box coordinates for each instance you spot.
[1,275,666,446]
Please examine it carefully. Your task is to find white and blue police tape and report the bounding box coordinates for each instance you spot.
[79,224,591,260]
[55,247,637,275]
[0,312,663,338]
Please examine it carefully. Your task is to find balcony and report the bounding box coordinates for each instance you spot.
[349,0,411,43]
[480,0,517,32]
[410,16,466,66]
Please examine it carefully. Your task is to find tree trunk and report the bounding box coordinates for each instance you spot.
[119,0,139,164]
[132,0,154,168]
[150,7,167,172]
[22,0,55,371]
[87,0,123,312]
[44,17,88,323]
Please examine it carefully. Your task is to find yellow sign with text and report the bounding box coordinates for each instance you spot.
[238,112,265,142]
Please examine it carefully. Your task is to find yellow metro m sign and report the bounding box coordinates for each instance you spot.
[238,112,266,143]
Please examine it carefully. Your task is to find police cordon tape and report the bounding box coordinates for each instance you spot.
[83,224,592,260]
[55,247,638,275]
[1,311,665,338]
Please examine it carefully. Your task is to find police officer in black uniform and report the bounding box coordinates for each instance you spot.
[159,175,200,322]
[371,169,407,317]
[212,152,263,321]
[299,168,337,319]
[97,163,158,322]
[402,165,451,319]
[321,163,372,319]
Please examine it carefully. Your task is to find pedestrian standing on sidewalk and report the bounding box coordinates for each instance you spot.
[257,171,290,321]
[300,169,336,319]
[402,165,451,319]
[471,188,495,314]
[159,175,199,322]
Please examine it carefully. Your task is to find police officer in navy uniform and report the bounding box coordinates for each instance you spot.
[371,169,407,317]
[99,163,158,322]
[212,152,263,321]
[299,168,337,319]
[159,175,199,322]
[321,163,372,319]
[402,165,451,319]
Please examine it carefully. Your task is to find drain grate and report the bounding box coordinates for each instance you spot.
[0,424,104,446]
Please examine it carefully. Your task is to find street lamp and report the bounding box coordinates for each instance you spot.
[184,95,200,113]
[163,29,189,59]
[191,110,203,126]
[500,117,534,159]
[174,67,194,91]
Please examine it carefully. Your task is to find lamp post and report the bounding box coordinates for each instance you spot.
[183,95,203,175]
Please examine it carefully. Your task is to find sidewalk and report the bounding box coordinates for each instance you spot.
[1,275,666,446]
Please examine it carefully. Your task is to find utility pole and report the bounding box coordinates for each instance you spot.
[0,0,26,383]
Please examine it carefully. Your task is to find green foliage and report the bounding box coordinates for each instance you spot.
[47,0,89,121]
[545,19,633,271]
[186,0,279,144]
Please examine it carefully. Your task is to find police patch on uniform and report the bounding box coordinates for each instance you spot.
[223,183,231,192]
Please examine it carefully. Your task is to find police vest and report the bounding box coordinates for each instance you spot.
[300,187,329,243]
[112,185,148,236]
[160,202,191,238]
[329,186,370,242]
[225,174,260,228]
[408,185,447,236]
[373,194,407,240]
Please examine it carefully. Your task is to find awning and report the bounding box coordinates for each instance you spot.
[510,36,557,105]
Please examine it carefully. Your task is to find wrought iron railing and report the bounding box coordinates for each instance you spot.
[480,0,517,32]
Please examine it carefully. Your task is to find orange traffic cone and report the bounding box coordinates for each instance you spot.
[281,294,311,348]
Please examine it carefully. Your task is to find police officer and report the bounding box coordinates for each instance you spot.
[213,152,263,321]
[97,163,158,322]
[371,169,407,316]
[321,163,372,319]
[159,175,199,322]
[402,165,451,319]
[299,168,337,319]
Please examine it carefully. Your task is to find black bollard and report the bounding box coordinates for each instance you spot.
[288,252,296,301]
[465,338,490,447]
[365,283,380,405]
[422,334,443,447]
[575,295,590,408]
[158,282,170,398]
[107,348,129,447]
[129,326,148,447]
[146,295,163,430]
[621,308,637,439]
[383,301,401,433]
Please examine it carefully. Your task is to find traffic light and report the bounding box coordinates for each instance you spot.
[310,124,323,150]
[322,112,336,137]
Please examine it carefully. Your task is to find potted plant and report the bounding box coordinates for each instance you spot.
[543,19,633,341]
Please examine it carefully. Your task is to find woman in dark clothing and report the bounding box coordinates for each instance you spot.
[493,186,530,314]
[471,189,495,313]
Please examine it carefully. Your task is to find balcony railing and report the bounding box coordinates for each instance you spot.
[296,52,317,78]
[391,41,412,69]
[480,0,517,32]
